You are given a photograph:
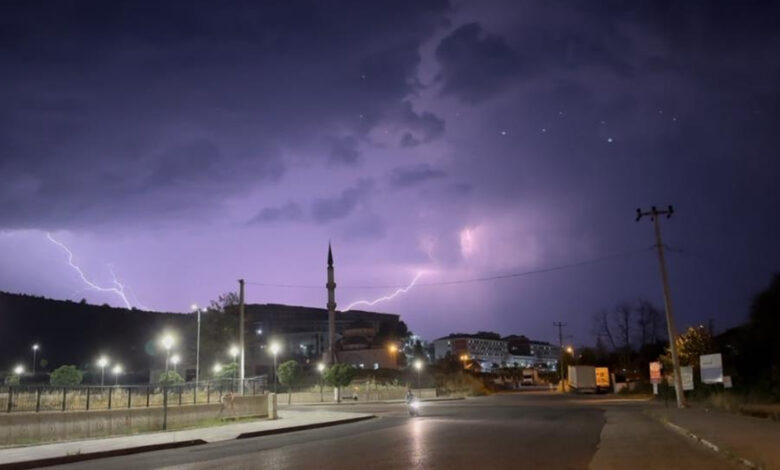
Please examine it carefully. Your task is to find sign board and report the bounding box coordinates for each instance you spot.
[595,367,610,387]
[723,376,733,389]
[681,366,694,391]
[700,353,723,384]
[649,361,662,384]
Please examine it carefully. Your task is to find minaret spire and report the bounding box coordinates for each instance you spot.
[326,242,337,364]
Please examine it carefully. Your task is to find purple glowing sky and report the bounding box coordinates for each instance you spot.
[1,1,779,344]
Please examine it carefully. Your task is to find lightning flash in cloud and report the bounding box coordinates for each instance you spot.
[46,232,143,309]
[342,271,423,312]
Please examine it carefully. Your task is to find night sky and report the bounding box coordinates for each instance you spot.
[1,1,779,345]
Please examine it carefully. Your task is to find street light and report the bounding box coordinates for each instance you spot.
[32,344,40,375]
[97,356,109,386]
[317,362,326,402]
[191,304,203,393]
[213,363,222,375]
[161,335,174,372]
[269,342,281,394]
[13,365,23,376]
[170,354,181,374]
[565,346,574,355]
[388,344,398,368]
[113,364,123,386]
[414,359,424,390]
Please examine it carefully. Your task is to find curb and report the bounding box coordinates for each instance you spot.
[0,415,376,470]
[236,415,375,439]
[291,397,465,406]
[655,415,761,469]
[0,439,208,470]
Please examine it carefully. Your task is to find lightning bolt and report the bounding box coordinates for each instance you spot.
[342,271,423,312]
[46,232,141,309]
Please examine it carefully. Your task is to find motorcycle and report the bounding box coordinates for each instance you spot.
[407,398,421,417]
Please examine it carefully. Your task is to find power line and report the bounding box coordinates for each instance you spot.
[245,246,654,290]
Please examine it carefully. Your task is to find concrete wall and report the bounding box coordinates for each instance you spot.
[0,394,268,446]
[280,387,437,404]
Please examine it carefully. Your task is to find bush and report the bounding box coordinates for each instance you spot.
[435,372,489,397]
[50,365,83,387]
[158,370,184,386]
[4,375,20,386]
[324,364,357,389]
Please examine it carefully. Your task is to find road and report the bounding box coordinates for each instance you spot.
[50,392,737,470]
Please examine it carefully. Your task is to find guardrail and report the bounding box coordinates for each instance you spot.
[0,377,267,413]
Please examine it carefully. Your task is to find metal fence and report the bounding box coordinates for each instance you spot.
[0,376,267,413]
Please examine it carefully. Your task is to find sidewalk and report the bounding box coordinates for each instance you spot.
[280,396,466,407]
[0,409,373,469]
[645,401,780,469]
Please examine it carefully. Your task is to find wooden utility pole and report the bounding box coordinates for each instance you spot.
[636,205,687,408]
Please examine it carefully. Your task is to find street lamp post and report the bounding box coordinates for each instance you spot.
[414,359,423,390]
[32,344,39,375]
[171,354,181,374]
[229,345,239,390]
[97,357,109,387]
[317,362,325,402]
[270,343,280,394]
[161,335,174,373]
[113,365,122,386]
[191,304,203,394]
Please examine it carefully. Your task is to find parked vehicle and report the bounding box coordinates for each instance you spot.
[568,366,610,393]
[521,368,538,385]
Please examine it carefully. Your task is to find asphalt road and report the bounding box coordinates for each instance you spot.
[49,392,736,470]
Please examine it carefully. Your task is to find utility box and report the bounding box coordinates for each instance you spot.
[568,366,597,393]
[267,393,278,420]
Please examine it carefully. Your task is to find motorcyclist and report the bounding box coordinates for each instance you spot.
[405,388,415,404]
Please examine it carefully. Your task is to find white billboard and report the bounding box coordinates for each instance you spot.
[700,353,723,384]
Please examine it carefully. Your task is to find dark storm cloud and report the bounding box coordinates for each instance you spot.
[0,0,450,229]
[398,102,446,147]
[389,164,446,188]
[248,202,303,225]
[327,136,361,166]
[435,22,522,103]
[311,179,375,224]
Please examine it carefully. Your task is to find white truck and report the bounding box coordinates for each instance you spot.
[568,366,610,393]
[521,368,538,386]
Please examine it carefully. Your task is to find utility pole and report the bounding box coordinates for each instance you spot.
[326,244,337,365]
[239,279,245,396]
[195,307,201,400]
[553,322,566,384]
[636,205,687,408]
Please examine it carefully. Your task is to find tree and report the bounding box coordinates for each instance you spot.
[50,365,83,387]
[200,292,240,364]
[216,361,239,381]
[745,274,780,397]
[675,326,715,367]
[277,360,303,404]
[324,364,357,402]
[158,370,184,386]
[592,310,617,350]
[636,299,665,346]
[614,303,632,352]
